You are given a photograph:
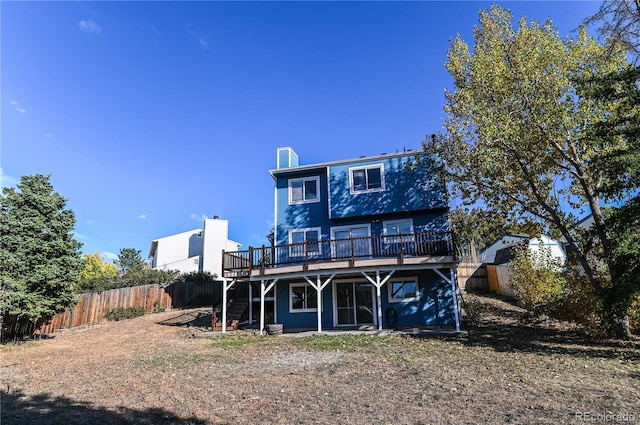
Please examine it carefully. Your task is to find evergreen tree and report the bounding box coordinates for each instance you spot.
[114,248,146,274]
[0,175,84,324]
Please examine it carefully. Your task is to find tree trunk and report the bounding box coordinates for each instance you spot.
[600,287,632,339]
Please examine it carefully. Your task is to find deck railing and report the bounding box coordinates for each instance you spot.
[222,231,454,277]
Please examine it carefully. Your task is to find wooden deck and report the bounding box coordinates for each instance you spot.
[222,231,456,279]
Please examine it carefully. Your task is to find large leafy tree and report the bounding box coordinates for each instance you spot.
[576,65,640,335]
[0,175,84,324]
[427,6,637,337]
[80,252,118,281]
[584,0,640,63]
[449,206,537,262]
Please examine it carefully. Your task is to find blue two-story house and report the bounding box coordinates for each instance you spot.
[222,147,461,334]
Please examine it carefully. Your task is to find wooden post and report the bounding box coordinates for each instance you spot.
[248,282,253,324]
[249,247,254,275]
[316,275,322,333]
[350,235,355,264]
[451,268,461,332]
[222,277,228,333]
[361,270,395,331]
[376,273,383,331]
[260,280,265,336]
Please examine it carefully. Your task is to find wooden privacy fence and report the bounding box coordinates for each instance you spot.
[457,262,488,290]
[486,264,515,297]
[2,281,221,341]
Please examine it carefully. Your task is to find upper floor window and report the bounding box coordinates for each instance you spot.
[350,164,384,194]
[289,227,321,257]
[383,219,414,243]
[289,176,320,204]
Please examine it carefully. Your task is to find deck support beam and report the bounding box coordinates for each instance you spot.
[361,269,396,330]
[434,268,461,332]
[259,279,279,336]
[248,283,253,324]
[304,274,335,333]
[221,278,236,333]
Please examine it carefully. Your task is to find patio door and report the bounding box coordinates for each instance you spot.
[331,225,371,259]
[335,282,375,326]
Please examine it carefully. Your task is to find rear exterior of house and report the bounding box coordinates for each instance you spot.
[222,148,461,333]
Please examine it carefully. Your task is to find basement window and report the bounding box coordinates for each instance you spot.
[290,283,318,312]
[388,279,419,303]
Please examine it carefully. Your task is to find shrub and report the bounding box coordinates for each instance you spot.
[176,271,218,283]
[123,269,180,287]
[105,307,146,321]
[75,275,126,293]
[76,269,180,293]
[152,300,165,314]
[628,294,640,335]
[510,245,568,314]
[553,270,603,335]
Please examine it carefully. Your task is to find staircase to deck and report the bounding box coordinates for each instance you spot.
[212,300,248,331]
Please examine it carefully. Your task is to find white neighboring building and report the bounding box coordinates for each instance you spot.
[481,234,567,265]
[148,216,242,277]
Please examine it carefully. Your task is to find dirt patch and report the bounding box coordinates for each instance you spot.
[1,295,639,424]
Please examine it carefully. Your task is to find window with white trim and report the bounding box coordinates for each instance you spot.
[383,219,414,243]
[349,164,384,194]
[388,278,419,303]
[290,283,318,312]
[289,228,321,257]
[289,176,320,204]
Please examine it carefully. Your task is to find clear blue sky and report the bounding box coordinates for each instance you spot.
[1,1,600,262]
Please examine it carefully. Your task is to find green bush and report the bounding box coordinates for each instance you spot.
[628,294,640,335]
[76,269,181,293]
[553,270,603,335]
[152,300,165,314]
[176,271,218,283]
[510,245,568,314]
[123,269,180,287]
[105,307,146,321]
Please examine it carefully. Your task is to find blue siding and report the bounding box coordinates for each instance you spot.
[328,154,447,220]
[275,280,335,329]
[273,270,458,330]
[379,270,457,327]
[269,150,456,330]
[275,170,331,246]
[274,153,448,246]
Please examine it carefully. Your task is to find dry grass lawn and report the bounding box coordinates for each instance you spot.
[1,292,639,424]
